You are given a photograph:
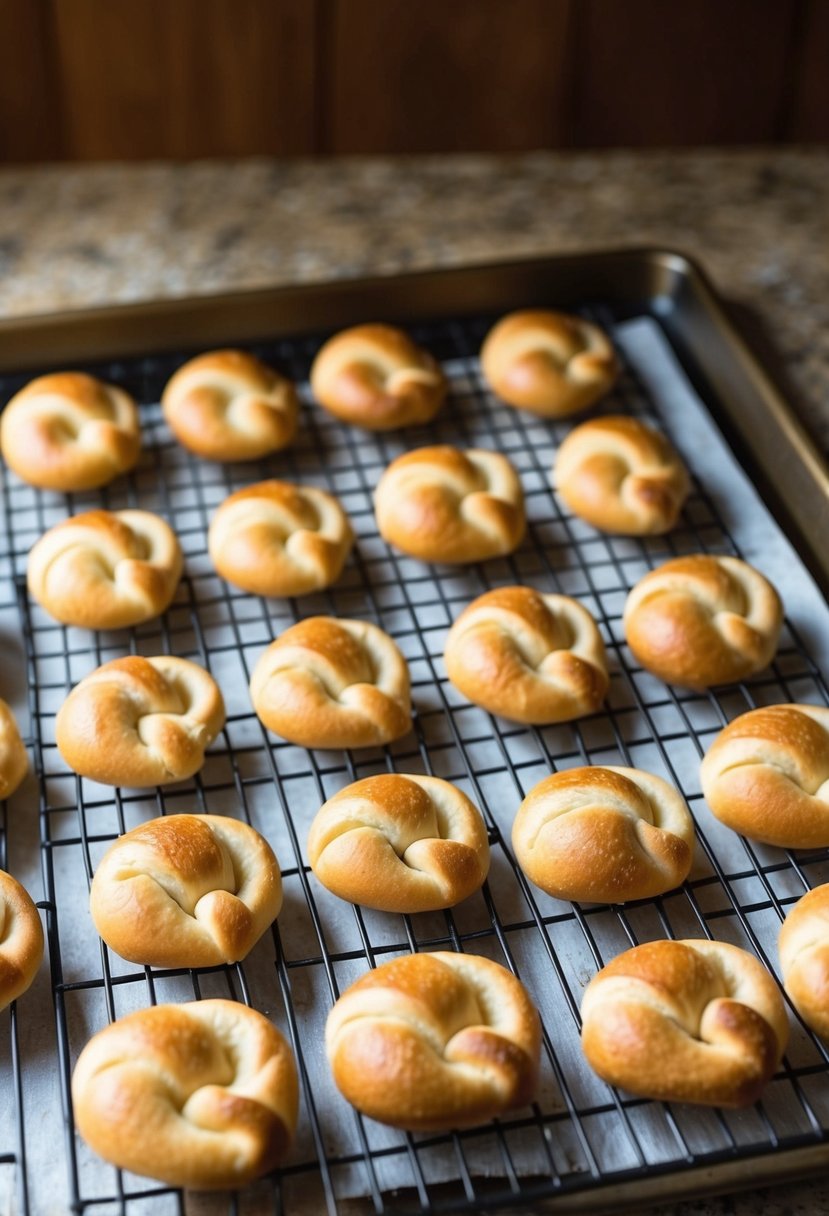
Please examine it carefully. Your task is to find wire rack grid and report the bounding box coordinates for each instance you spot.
[1,305,828,1216]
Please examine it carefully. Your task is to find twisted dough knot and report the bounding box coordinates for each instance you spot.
[512,765,694,904]
[553,415,690,535]
[208,479,353,598]
[701,704,829,849]
[308,773,489,913]
[250,616,411,749]
[0,871,43,1012]
[0,698,27,800]
[375,445,525,564]
[480,310,618,418]
[581,939,789,1107]
[444,585,608,724]
[162,349,298,461]
[27,509,182,630]
[779,883,829,1039]
[326,951,541,1131]
[56,655,225,787]
[310,323,447,430]
[0,372,141,491]
[91,814,282,967]
[72,999,299,1190]
[623,554,782,689]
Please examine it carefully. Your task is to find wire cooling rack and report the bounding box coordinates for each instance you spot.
[2,305,829,1215]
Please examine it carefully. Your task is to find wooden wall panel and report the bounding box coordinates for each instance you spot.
[321,0,574,154]
[788,0,829,141]
[571,0,798,147]
[52,0,317,159]
[0,0,60,160]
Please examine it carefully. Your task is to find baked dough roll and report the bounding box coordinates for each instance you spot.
[0,870,43,1011]
[311,323,447,430]
[308,773,489,913]
[0,699,27,800]
[208,480,353,598]
[0,372,141,491]
[553,415,690,535]
[91,814,282,967]
[374,445,525,564]
[512,766,694,904]
[581,939,789,1107]
[162,349,298,461]
[623,554,782,689]
[27,509,182,630]
[56,655,225,787]
[480,310,618,418]
[326,951,540,1131]
[779,883,829,1038]
[72,999,298,1190]
[444,586,608,724]
[250,616,411,750]
[700,704,829,849]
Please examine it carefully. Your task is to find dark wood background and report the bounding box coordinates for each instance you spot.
[2,0,827,162]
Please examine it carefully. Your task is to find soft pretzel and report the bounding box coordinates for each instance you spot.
[311,323,447,430]
[208,480,353,598]
[512,766,694,904]
[72,999,298,1189]
[444,586,608,724]
[250,616,411,750]
[91,814,282,967]
[701,704,829,849]
[56,656,225,787]
[0,372,141,491]
[374,445,525,564]
[0,871,43,1012]
[779,883,829,1038]
[553,415,690,534]
[162,349,298,461]
[0,699,27,800]
[326,951,540,1131]
[581,939,789,1107]
[27,509,182,629]
[480,310,618,418]
[623,555,782,689]
[308,774,489,913]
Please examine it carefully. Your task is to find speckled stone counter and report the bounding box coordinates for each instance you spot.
[2,148,829,1216]
[0,148,827,446]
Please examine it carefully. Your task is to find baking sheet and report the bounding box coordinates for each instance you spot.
[0,313,828,1215]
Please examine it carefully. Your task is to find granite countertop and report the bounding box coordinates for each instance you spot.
[0,147,827,446]
[2,147,828,1216]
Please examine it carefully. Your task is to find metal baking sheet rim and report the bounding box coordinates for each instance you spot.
[1,247,828,1214]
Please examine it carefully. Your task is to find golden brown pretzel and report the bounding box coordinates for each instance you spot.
[480,310,618,418]
[581,938,789,1107]
[374,445,525,564]
[623,554,782,689]
[700,703,829,848]
[27,509,182,629]
[90,814,282,967]
[208,479,353,597]
[553,415,690,534]
[250,616,411,749]
[444,586,608,724]
[326,951,541,1131]
[72,999,298,1189]
[0,870,43,1012]
[311,323,447,430]
[1,372,141,491]
[56,655,225,787]
[162,349,298,460]
[779,883,829,1039]
[308,774,489,912]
